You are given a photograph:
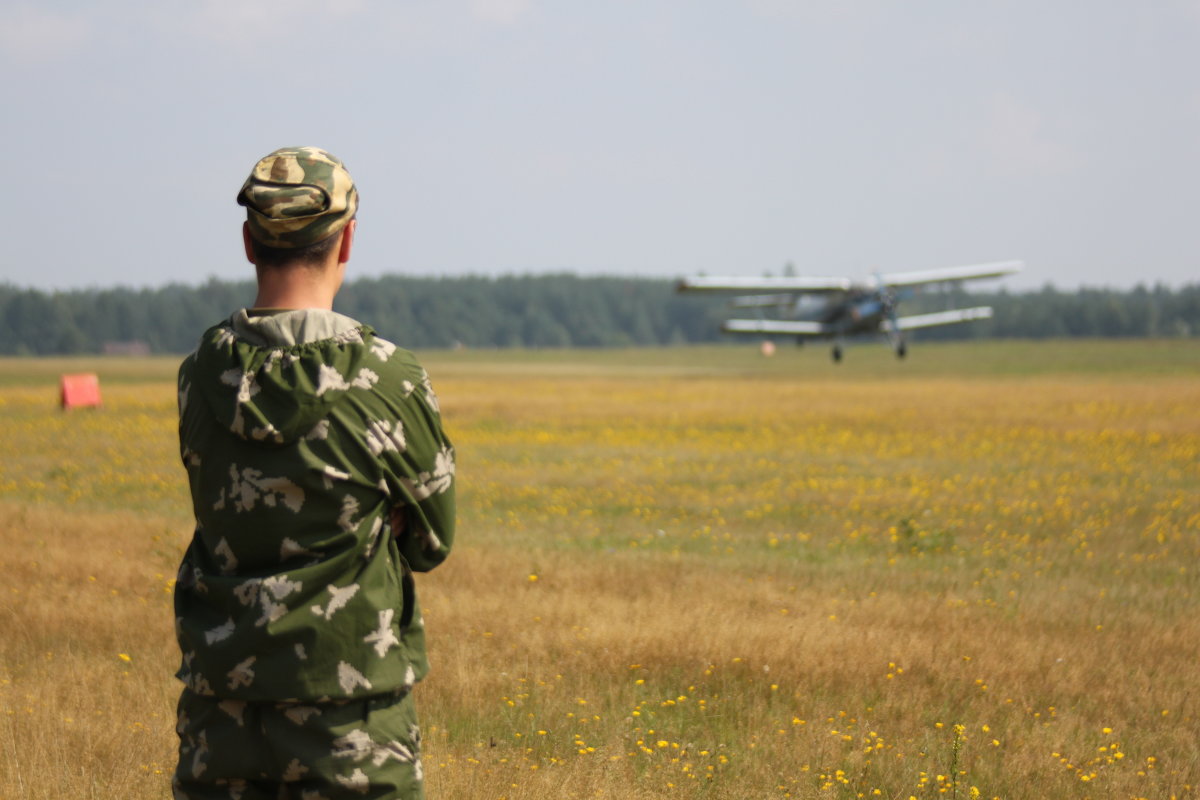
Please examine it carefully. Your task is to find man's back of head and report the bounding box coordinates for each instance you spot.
[236,146,359,309]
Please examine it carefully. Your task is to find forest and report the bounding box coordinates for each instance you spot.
[0,274,1196,355]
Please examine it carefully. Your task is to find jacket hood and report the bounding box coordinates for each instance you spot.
[190,309,375,445]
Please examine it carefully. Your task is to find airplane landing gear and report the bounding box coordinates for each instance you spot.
[896,341,907,359]
[831,344,843,363]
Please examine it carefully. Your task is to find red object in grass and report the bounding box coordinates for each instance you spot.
[61,373,102,410]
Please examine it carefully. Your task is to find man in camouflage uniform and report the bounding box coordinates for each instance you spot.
[172,147,455,800]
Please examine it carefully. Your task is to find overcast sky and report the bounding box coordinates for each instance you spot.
[2,0,1197,292]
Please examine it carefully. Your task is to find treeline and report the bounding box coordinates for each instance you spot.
[0,275,1196,355]
[906,283,1199,340]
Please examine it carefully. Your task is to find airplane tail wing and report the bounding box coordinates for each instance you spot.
[729,294,801,309]
[886,306,994,332]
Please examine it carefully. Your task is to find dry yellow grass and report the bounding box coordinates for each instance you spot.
[0,343,1196,800]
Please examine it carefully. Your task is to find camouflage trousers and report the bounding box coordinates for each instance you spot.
[173,688,425,800]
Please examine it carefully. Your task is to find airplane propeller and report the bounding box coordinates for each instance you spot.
[881,289,906,358]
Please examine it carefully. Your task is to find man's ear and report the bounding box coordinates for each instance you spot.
[337,219,356,265]
[242,222,256,265]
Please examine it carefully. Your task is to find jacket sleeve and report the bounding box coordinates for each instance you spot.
[374,360,456,573]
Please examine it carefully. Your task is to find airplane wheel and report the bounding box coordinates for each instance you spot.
[832,346,843,363]
[896,342,907,359]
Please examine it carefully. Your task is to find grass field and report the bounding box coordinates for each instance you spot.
[0,340,1197,799]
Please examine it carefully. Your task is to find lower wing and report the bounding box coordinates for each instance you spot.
[886,306,994,331]
[721,319,827,336]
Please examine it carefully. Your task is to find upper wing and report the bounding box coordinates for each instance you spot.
[721,319,827,336]
[877,260,1022,289]
[886,306,994,332]
[680,260,1021,293]
[677,276,852,293]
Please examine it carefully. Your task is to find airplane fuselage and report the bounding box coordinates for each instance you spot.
[816,291,892,338]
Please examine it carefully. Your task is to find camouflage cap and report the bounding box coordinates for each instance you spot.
[237,146,358,249]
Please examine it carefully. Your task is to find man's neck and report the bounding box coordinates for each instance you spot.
[252,286,335,310]
[243,223,351,311]
[252,267,339,310]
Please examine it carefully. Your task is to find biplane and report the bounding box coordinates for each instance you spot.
[677,260,1022,361]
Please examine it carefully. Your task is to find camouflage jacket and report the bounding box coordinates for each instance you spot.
[174,309,455,702]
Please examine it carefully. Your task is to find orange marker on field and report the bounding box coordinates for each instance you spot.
[60,373,102,410]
